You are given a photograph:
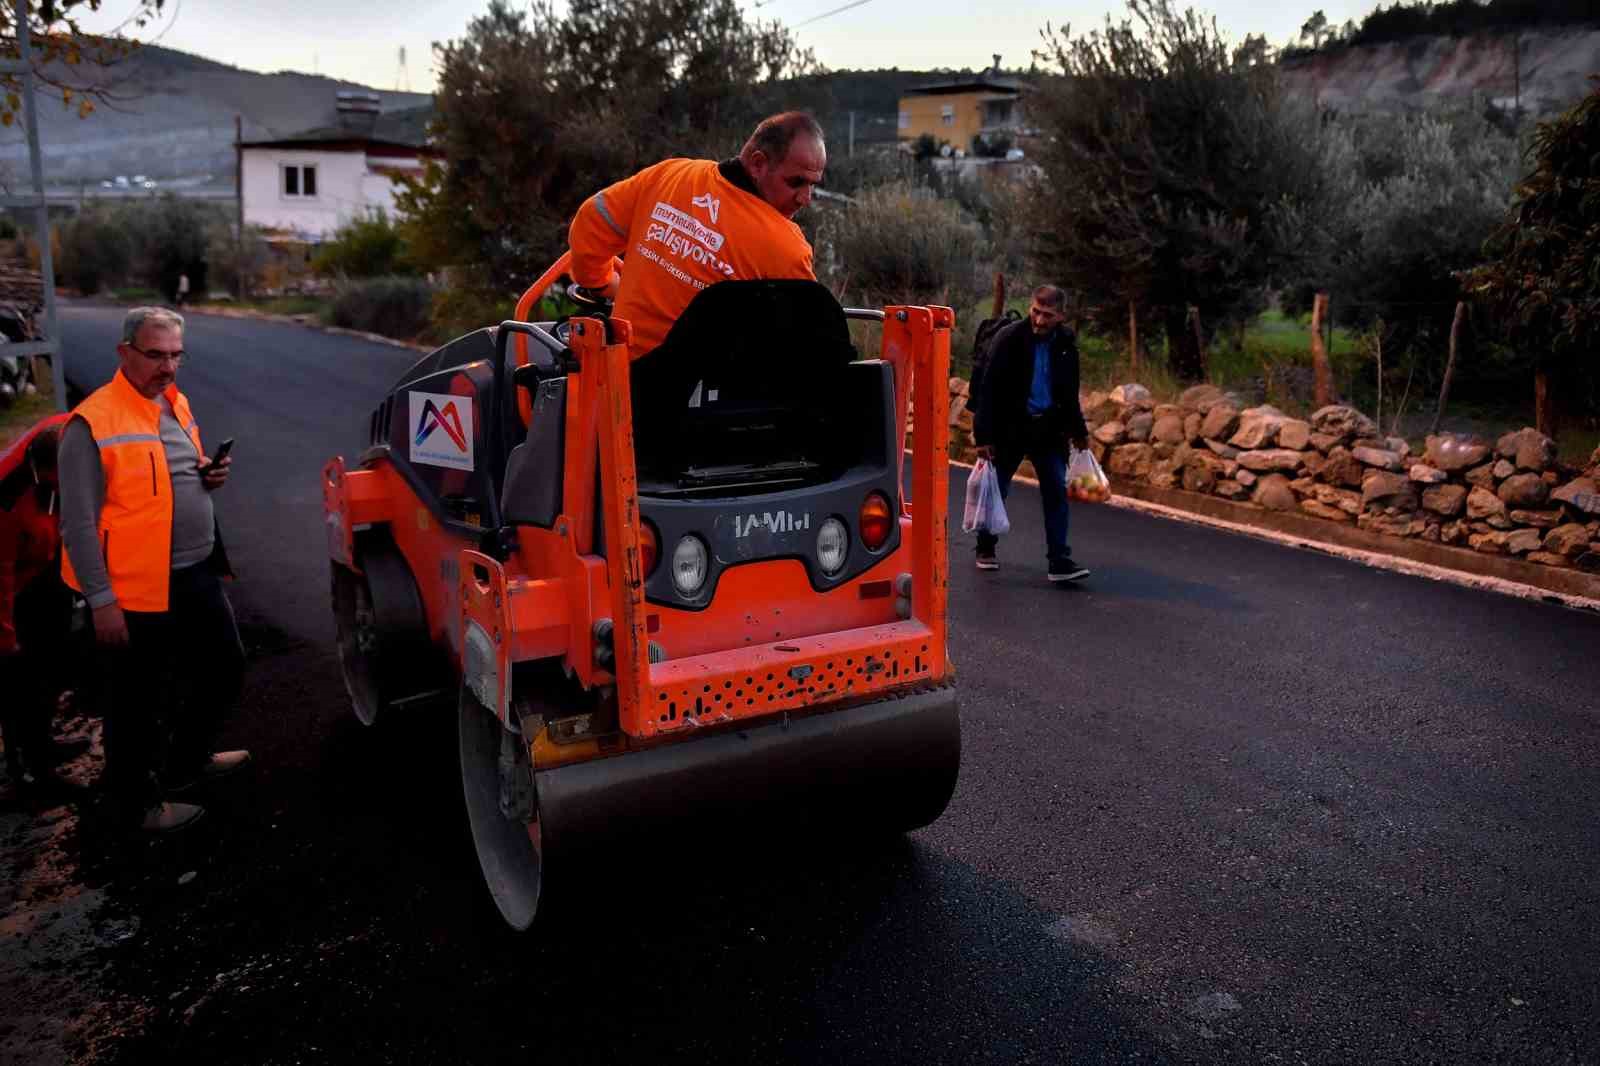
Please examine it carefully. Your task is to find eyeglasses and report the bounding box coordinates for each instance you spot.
[127,343,185,366]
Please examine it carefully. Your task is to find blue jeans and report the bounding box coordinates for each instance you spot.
[975,427,1071,566]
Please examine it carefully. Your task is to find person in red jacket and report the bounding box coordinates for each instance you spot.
[568,111,824,356]
[0,416,86,796]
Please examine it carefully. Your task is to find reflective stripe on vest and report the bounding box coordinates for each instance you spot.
[60,370,202,613]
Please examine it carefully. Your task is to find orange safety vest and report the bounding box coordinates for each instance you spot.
[60,369,203,613]
[569,158,815,356]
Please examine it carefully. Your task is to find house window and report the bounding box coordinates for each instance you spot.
[941,104,955,126]
[898,111,909,130]
[282,164,318,198]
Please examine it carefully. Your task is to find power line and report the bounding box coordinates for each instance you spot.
[792,0,874,29]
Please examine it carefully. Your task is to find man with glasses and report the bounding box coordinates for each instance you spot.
[59,307,249,833]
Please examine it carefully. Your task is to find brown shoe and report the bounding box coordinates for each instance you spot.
[140,801,205,833]
[202,750,252,779]
[170,750,252,793]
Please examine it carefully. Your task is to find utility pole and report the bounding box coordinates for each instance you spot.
[1513,31,1520,115]
[235,114,245,299]
[848,110,855,158]
[2,0,64,410]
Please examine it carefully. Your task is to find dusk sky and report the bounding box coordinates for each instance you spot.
[82,0,1376,93]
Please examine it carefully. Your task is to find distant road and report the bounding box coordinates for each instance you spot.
[55,302,1600,1064]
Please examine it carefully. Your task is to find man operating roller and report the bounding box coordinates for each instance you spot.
[567,111,824,356]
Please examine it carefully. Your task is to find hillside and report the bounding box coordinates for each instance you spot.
[1278,26,1600,113]
[0,43,429,191]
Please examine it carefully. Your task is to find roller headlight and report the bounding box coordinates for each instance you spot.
[671,535,709,596]
[816,517,849,576]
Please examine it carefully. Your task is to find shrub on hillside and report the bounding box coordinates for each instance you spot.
[330,276,434,341]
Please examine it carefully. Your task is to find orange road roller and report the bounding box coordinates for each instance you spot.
[322,259,960,929]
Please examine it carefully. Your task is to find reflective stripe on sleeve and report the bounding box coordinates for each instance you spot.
[593,192,625,237]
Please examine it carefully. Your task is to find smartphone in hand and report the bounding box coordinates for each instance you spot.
[198,437,235,476]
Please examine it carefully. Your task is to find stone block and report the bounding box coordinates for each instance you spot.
[1107,443,1154,479]
[1525,551,1571,568]
[1235,469,1257,488]
[1467,488,1507,520]
[1237,448,1308,473]
[1464,463,1497,489]
[1110,383,1153,408]
[1204,439,1240,459]
[1544,523,1591,557]
[1229,409,1283,450]
[1126,411,1154,443]
[1182,463,1216,494]
[1409,464,1447,484]
[1199,404,1240,442]
[1277,419,1312,451]
[1300,499,1351,523]
[1551,477,1600,516]
[1469,531,1508,554]
[1497,473,1550,509]
[1152,413,1187,445]
[1178,384,1225,411]
[1149,458,1181,490]
[1424,433,1492,473]
[1496,427,1558,471]
[1309,432,1344,453]
[1092,420,1126,446]
[1310,405,1377,443]
[1320,446,1366,488]
[1421,484,1467,516]
[1505,528,1543,554]
[1361,471,1417,512]
[1352,446,1404,471]
[1252,473,1297,511]
[1492,459,1516,479]
[1213,479,1249,500]
[1183,412,1203,443]
[1510,509,1563,529]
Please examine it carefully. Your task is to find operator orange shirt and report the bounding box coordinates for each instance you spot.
[569,158,815,356]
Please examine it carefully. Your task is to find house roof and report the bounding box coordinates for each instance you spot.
[240,104,438,153]
[903,76,1026,97]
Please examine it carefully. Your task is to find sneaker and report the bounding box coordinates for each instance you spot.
[975,551,1000,571]
[169,750,252,793]
[1047,558,1091,583]
[140,801,205,834]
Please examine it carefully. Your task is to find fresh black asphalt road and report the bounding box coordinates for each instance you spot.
[58,303,1600,1064]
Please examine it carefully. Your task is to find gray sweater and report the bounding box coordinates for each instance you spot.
[59,396,216,609]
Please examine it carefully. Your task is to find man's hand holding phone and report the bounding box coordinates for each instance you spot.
[198,437,234,490]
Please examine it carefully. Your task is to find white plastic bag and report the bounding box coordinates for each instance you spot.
[1066,447,1112,503]
[962,459,1011,535]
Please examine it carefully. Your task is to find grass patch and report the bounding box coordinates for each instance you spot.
[0,369,59,450]
[194,295,332,319]
[111,287,161,302]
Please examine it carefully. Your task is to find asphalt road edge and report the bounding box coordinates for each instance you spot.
[948,457,1600,615]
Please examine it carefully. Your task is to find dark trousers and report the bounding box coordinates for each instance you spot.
[975,419,1072,566]
[98,562,244,813]
[0,571,78,777]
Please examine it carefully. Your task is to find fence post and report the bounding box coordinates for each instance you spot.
[1432,300,1467,434]
[1310,291,1331,407]
[1128,301,1139,375]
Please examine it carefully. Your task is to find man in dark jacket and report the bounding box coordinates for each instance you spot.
[972,285,1091,582]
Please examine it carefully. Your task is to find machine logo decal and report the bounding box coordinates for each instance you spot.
[409,392,474,471]
[732,510,812,538]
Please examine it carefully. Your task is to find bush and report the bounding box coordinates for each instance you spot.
[59,206,132,294]
[329,276,435,341]
[817,181,984,311]
[313,209,412,278]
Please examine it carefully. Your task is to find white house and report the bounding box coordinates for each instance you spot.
[240,93,439,241]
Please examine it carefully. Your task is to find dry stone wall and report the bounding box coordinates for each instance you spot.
[941,376,1600,574]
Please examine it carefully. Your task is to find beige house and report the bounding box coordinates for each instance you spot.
[898,72,1027,154]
